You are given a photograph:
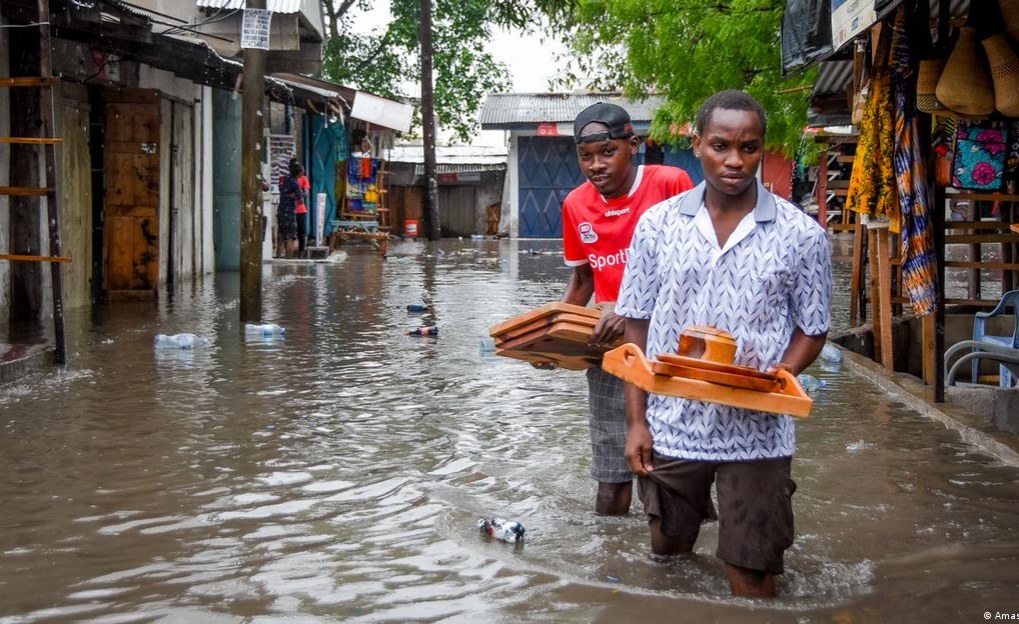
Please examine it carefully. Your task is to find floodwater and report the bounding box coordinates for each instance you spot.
[1,238,1018,623]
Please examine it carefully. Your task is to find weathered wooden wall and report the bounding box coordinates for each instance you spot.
[59,89,93,310]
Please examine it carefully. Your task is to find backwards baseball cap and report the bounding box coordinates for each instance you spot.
[573,102,635,144]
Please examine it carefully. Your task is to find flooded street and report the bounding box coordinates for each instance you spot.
[1,238,1018,623]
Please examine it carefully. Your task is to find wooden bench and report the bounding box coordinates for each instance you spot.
[329,220,387,254]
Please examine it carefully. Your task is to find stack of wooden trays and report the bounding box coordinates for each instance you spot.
[601,325,814,417]
[488,302,621,370]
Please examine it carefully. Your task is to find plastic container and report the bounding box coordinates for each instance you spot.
[154,333,208,349]
[797,373,827,393]
[478,518,525,543]
[820,343,843,364]
[244,323,286,336]
[480,337,496,353]
[406,304,430,313]
[407,325,438,336]
[405,219,419,237]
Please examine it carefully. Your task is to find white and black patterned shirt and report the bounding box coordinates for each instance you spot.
[617,181,832,461]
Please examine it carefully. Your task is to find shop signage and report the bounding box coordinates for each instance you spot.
[241,9,272,50]
[831,0,875,51]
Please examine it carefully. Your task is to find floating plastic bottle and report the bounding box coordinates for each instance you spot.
[820,343,843,364]
[406,304,430,313]
[479,337,496,353]
[797,373,827,393]
[408,325,438,336]
[154,333,208,349]
[244,323,286,336]
[478,518,525,543]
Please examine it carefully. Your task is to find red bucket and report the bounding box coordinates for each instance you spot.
[405,219,419,237]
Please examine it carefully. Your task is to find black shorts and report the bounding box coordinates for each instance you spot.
[638,454,796,574]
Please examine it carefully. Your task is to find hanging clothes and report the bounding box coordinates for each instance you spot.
[846,21,899,231]
[890,4,938,317]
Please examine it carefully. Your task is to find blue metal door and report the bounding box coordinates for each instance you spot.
[309,116,340,241]
[517,136,584,238]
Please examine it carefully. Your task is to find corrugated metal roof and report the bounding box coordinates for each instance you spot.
[480,93,665,127]
[814,60,852,98]
[196,0,303,13]
[388,145,508,166]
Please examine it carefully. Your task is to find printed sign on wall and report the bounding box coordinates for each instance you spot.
[831,0,875,51]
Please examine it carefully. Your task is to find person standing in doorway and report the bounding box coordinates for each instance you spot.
[616,90,832,596]
[277,163,301,259]
[544,102,694,515]
[292,162,311,256]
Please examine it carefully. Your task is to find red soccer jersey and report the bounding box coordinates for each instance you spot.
[562,164,694,303]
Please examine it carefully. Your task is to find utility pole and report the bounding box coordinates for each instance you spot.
[420,0,440,240]
[239,0,268,322]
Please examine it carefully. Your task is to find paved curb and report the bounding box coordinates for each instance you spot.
[838,345,1019,467]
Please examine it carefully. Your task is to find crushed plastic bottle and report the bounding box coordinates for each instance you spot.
[820,343,843,364]
[408,325,438,336]
[797,373,827,393]
[244,323,286,336]
[154,333,208,349]
[406,304,431,313]
[478,518,525,543]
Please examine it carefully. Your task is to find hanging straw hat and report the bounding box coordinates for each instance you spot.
[1001,0,1019,43]
[916,58,947,113]
[936,27,996,116]
[982,33,1019,116]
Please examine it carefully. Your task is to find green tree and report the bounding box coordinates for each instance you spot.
[321,0,572,143]
[554,0,817,156]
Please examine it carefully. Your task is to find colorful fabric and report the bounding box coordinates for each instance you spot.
[846,21,899,232]
[562,165,694,303]
[616,182,832,461]
[890,5,938,316]
[952,121,1007,191]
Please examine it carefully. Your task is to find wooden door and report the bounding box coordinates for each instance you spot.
[104,89,160,299]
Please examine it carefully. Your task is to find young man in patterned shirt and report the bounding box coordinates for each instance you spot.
[549,102,694,515]
[616,91,832,595]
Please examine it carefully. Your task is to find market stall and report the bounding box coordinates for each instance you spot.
[784,0,1019,400]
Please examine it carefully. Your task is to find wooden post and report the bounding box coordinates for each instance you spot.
[934,182,947,401]
[922,313,936,384]
[817,147,828,227]
[420,0,440,241]
[868,228,883,362]
[239,0,267,323]
[876,229,894,370]
[850,222,865,325]
[37,0,66,364]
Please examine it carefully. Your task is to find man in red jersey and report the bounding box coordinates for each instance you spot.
[549,102,694,515]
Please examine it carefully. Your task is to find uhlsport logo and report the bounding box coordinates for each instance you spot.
[578,222,598,244]
[604,207,631,218]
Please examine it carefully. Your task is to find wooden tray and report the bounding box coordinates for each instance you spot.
[488,302,601,337]
[493,348,599,371]
[496,320,611,353]
[603,344,812,418]
[651,360,781,393]
[657,353,778,381]
[494,312,598,343]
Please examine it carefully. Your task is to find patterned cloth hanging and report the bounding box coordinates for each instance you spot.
[890,5,938,317]
[846,21,900,231]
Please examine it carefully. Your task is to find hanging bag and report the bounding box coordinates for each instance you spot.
[981,33,1019,117]
[1001,0,1019,43]
[936,27,996,116]
[952,120,1008,191]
